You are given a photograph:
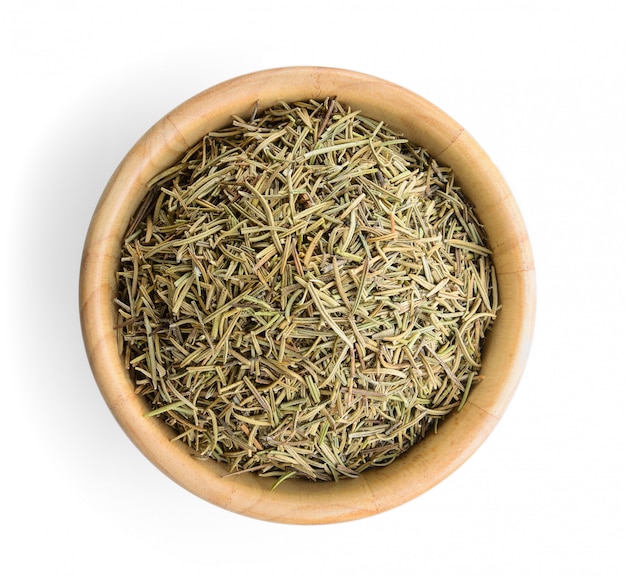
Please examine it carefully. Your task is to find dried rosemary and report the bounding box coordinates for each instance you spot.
[116,98,498,484]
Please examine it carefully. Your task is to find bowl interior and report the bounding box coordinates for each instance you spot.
[80,66,535,524]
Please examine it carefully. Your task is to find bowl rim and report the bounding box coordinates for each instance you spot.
[79,66,535,524]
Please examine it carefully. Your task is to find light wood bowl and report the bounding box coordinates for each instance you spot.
[80,67,535,524]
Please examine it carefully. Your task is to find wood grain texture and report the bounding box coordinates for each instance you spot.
[79,66,535,524]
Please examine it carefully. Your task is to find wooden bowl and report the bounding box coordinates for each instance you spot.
[80,67,535,524]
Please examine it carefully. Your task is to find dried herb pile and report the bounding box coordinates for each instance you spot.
[116,98,498,485]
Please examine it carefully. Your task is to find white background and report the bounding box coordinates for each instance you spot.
[2,1,625,575]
